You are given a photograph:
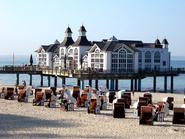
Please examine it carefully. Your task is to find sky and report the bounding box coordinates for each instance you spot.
[0,0,185,57]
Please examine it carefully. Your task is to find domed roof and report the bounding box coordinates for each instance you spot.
[162,38,169,45]
[79,25,86,32]
[155,38,161,45]
[65,27,72,33]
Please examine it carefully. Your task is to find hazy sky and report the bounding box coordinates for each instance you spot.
[0,0,185,56]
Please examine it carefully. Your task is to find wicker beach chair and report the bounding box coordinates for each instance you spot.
[121,95,130,108]
[137,97,149,116]
[72,86,80,100]
[139,106,153,125]
[0,87,6,98]
[172,107,185,124]
[33,89,43,106]
[113,102,125,118]
[44,89,52,107]
[50,87,57,96]
[167,97,174,110]
[144,93,152,104]
[123,92,131,105]
[17,85,26,102]
[108,91,116,103]
[88,99,97,113]
[80,93,88,107]
[4,87,14,100]
[45,89,52,100]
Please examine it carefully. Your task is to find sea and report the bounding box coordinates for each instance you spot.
[1,55,185,94]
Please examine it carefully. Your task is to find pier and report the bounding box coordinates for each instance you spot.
[1,65,185,93]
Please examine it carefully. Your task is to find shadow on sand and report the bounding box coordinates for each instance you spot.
[0,113,123,138]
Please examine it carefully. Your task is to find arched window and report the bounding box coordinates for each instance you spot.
[68,49,73,55]
[118,49,127,72]
[119,49,126,59]
[145,51,151,63]
[154,51,160,63]
[95,48,100,53]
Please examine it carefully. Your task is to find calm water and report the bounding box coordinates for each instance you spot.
[0,55,185,93]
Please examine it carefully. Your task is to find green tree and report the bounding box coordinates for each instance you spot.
[30,54,33,66]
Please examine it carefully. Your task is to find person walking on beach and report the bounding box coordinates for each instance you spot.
[22,80,26,87]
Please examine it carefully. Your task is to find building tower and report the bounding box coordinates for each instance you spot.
[162,38,169,49]
[59,26,74,69]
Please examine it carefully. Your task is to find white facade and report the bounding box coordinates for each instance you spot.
[36,26,171,73]
[137,47,170,71]
[36,48,53,68]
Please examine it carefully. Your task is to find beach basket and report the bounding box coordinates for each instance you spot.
[17,88,26,102]
[113,102,125,118]
[144,93,152,104]
[139,106,153,125]
[80,93,88,107]
[137,97,149,116]
[167,97,174,110]
[109,91,116,103]
[73,86,80,100]
[172,107,185,124]
[88,99,97,113]
[5,87,14,100]
[123,92,131,105]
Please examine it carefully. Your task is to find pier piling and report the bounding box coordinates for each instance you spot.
[89,80,92,87]
[16,73,19,85]
[134,79,137,91]
[110,80,114,91]
[106,80,109,90]
[164,76,167,92]
[130,79,134,91]
[115,79,118,91]
[77,79,81,87]
[153,76,156,92]
[62,77,66,86]
[29,74,32,86]
[95,80,98,90]
[40,75,43,87]
[171,75,174,93]
[138,78,141,91]
[48,76,51,86]
[54,76,57,87]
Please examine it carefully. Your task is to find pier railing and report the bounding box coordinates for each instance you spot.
[1,65,185,78]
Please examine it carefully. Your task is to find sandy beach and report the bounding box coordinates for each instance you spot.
[0,91,185,139]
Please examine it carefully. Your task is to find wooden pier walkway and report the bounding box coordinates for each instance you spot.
[1,65,185,93]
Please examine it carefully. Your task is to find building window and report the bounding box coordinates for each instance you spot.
[74,48,78,55]
[154,51,160,63]
[90,49,104,70]
[91,54,94,57]
[138,52,142,63]
[145,51,151,63]
[68,49,73,55]
[95,48,100,53]
[61,48,64,56]
[163,61,166,66]
[111,48,133,73]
